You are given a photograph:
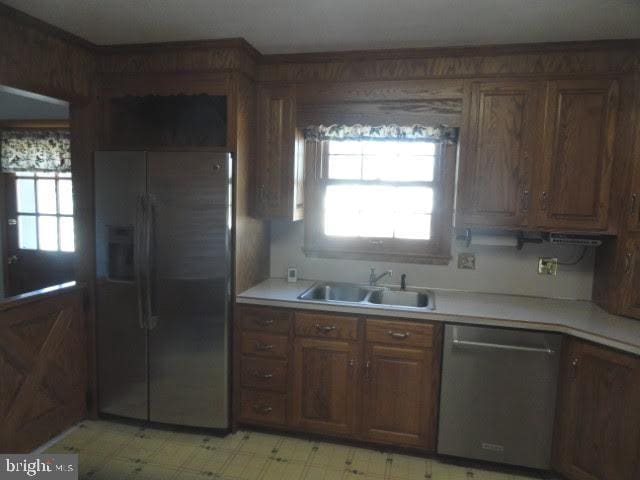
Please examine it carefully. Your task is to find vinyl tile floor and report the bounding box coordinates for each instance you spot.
[44,420,553,480]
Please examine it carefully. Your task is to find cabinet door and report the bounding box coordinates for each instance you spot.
[292,337,358,436]
[537,79,618,231]
[620,236,640,318]
[363,344,437,449]
[457,81,539,228]
[255,86,304,220]
[553,338,640,480]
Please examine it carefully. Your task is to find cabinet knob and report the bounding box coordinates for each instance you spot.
[253,371,274,379]
[315,324,337,333]
[631,193,639,216]
[253,318,274,327]
[254,341,274,351]
[388,331,410,340]
[570,357,579,379]
[624,252,634,275]
[253,404,273,414]
[540,191,549,211]
[520,190,530,211]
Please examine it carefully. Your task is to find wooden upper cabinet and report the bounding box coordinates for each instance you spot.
[292,337,358,436]
[457,81,539,228]
[553,338,640,480]
[536,79,619,231]
[255,85,304,220]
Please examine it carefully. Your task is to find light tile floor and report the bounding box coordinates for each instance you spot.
[44,420,552,480]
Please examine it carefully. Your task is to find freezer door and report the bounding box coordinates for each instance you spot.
[146,151,231,428]
[95,151,148,420]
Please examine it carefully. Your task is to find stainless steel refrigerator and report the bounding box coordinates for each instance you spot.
[94,151,232,429]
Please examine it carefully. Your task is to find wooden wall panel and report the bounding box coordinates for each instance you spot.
[0,287,86,453]
[233,74,270,293]
[260,42,639,83]
[0,4,94,100]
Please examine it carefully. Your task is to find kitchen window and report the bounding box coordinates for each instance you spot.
[13,171,75,252]
[304,126,457,263]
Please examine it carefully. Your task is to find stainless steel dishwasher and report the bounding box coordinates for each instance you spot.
[437,324,562,470]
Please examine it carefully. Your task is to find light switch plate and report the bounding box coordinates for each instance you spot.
[538,257,558,275]
[458,253,476,270]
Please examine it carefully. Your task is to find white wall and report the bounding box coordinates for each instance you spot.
[269,220,595,300]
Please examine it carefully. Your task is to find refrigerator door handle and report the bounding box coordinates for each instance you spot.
[145,193,159,330]
[134,194,147,329]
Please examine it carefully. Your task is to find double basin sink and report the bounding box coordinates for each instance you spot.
[297,282,435,310]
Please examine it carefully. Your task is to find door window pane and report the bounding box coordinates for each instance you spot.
[16,179,36,213]
[38,216,59,251]
[59,217,75,252]
[58,179,74,215]
[37,179,57,214]
[17,215,37,250]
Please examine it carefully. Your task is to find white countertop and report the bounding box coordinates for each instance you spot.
[237,278,640,356]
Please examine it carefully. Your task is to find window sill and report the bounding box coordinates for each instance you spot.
[302,247,451,265]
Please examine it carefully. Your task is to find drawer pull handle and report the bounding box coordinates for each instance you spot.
[254,318,274,326]
[315,324,337,333]
[253,371,274,379]
[253,404,273,414]
[388,331,410,340]
[255,342,274,351]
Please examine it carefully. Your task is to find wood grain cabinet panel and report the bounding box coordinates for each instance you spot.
[362,344,436,448]
[619,236,640,318]
[537,79,618,231]
[294,311,359,340]
[457,81,540,228]
[238,306,292,334]
[553,338,640,480]
[0,289,86,453]
[255,85,304,220]
[240,331,289,359]
[239,389,287,426]
[240,357,288,392]
[292,337,359,436]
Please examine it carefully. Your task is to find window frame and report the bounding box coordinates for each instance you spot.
[13,171,75,253]
[303,139,456,264]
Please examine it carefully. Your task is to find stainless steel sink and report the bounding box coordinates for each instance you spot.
[297,282,374,303]
[297,282,435,310]
[368,289,431,308]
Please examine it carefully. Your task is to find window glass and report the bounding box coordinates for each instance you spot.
[58,179,73,215]
[16,178,36,213]
[38,215,59,251]
[59,217,75,252]
[37,179,57,214]
[17,215,37,250]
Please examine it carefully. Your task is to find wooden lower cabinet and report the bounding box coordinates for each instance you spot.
[292,337,359,436]
[235,305,442,452]
[362,344,437,448]
[553,337,640,480]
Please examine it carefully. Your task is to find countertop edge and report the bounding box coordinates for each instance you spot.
[235,295,640,357]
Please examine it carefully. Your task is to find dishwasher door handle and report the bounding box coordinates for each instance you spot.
[452,326,555,354]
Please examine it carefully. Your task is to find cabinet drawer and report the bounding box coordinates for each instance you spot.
[241,332,289,359]
[241,357,287,392]
[295,312,359,340]
[240,389,287,425]
[366,319,434,348]
[239,306,292,333]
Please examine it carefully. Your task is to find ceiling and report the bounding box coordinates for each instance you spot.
[4,0,640,54]
[0,87,69,120]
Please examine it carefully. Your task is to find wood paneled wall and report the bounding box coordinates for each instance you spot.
[0,4,94,100]
[0,285,86,453]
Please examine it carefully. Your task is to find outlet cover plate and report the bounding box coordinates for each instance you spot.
[458,253,476,270]
[538,257,558,275]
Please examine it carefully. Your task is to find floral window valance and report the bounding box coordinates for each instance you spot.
[302,124,458,143]
[1,129,71,172]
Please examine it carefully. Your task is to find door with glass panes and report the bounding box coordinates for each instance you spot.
[3,171,75,296]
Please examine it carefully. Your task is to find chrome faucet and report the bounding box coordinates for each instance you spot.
[369,268,392,286]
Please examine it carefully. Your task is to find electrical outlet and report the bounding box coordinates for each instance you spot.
[538,257,558,275]
[458,253,476,270]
